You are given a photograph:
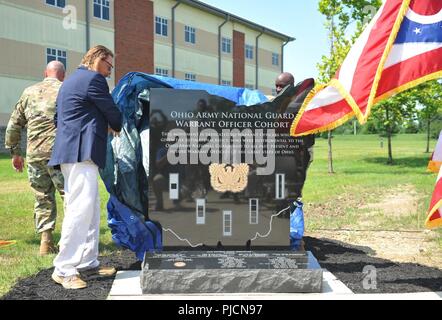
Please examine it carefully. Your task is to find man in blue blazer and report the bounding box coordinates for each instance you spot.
[49,45,122,290]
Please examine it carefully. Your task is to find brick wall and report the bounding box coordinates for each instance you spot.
[114,0,154,83]
[233,30,245,88]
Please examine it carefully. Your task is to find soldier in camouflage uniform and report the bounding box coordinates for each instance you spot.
[5,61,66,255]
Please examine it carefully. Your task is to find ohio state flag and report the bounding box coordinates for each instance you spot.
[291,0,442,136]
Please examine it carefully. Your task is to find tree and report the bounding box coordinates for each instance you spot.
[317,0,382,84]
[317,0,382,173]
[411,80,442,152]
[316,0,442,164]
[371,92,416,164]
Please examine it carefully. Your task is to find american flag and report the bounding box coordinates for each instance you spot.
[427,165,442,229]
[427,131,442,229]
[291,0,442,137]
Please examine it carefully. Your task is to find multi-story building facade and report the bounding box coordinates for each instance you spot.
[0,0,293,151]
[0,0,115,130]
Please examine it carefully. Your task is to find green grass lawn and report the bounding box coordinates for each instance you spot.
[0,133,440,297]
[303,134,440,232]
[0,157,115,297]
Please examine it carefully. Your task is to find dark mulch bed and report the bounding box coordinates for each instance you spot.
[2,236,441,300]
[1,251,141,301]
[307,237,442,294]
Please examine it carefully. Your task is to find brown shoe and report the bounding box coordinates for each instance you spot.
[52,272,87,290]
[39,230,58,255]
[80,266,117,279]
[51,272,64,285]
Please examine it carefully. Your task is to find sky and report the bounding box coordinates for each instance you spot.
[198,0,330,82]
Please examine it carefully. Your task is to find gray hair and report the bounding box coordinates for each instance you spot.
[46,60,66,73]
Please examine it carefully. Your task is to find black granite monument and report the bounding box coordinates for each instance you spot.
[142,84,323,293]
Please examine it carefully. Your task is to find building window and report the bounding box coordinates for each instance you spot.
[169,173,179,200]
[223,211,232,237]
[276,173,285,200]
[47,48,67,69]
[221,80,231,86]
[155,16,168,37]
[272,53,280,66]
[222,37,231,54]
[245,84,255,90]
[196,199,206,225]
[46,0,65,8]
[185,73,196,82]
[94,0,110,21]
[249,199,259,225]
[155,68,169,77]
[185,26,196,44]
[245,44,254,60]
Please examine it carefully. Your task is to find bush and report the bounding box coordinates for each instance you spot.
[402,121,420,134]
[360,120,379,134]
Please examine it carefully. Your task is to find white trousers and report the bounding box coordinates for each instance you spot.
[54,162,101,277]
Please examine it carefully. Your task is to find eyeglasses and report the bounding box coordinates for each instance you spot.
[102,59,114,70]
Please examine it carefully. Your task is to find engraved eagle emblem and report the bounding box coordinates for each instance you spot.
[209,163,249,193]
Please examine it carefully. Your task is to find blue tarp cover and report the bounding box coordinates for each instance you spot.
[151,74,269,106]
[100,72,270,260]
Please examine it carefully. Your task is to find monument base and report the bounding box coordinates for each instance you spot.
[141,251,323,294]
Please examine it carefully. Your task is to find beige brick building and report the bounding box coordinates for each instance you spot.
[0,0,294,152]
[0,0,115,129]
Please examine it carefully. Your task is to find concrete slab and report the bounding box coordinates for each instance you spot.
[339,292,442,300]
[108,269,356,300]
[109,271,143,296]
[322,271,353,294]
